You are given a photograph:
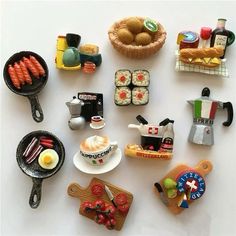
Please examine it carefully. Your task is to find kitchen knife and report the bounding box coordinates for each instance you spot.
[154,182,169,206]
[104,185,117,208]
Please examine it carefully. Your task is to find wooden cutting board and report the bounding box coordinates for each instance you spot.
[154,160,213,214]
[67,177,133,230]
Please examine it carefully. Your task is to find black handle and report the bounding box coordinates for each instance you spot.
[28,95,44,122]
[223,102,234,127]
[29,178,43,209]
[136,115,148,124]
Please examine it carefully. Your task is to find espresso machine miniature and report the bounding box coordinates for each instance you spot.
[66,96,85,130]
[188,87,233,146]
[125,115,174,160]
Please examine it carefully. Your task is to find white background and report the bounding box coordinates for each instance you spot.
[1,1,236,236]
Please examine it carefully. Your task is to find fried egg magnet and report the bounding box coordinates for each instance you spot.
[38,149,59,169]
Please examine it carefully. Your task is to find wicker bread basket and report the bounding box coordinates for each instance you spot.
[108,17,167,59]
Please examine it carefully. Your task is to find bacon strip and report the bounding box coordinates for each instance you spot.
[23,137,38,157]
[26,145,43,164]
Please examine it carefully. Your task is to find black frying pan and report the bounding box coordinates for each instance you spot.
[16,130,65,209]
[3,51,48,122]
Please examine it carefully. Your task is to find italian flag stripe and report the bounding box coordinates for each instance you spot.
[194,100,202,118]
[194,100,218,119]
[209,101,218,119]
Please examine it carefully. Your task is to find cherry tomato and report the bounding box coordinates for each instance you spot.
[81,201,94,213]
[95,213,106,224]
[105,219,114,230]
[105,205,116,218]
[114,193,128,206]
[110,218,117,227]
[94,199,105,210]
[118,203,130,215]
[91,183,104,197]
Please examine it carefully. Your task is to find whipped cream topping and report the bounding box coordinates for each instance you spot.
[80,135,109,152]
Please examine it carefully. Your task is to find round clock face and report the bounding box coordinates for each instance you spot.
[176,171,206,200]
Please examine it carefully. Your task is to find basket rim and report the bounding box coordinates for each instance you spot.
[108,16,167,50]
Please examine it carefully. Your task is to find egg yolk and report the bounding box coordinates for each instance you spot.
[43,155,53,165]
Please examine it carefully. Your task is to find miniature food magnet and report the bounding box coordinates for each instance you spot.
[114,69,150,106]
[16,130,65,208]
[125,116,174,159]
[108,17,166,59]
[3,51,48,122]
[55,33,102,73]
[67,178,133,230]
[188,87,233,146]
[154,160,213,214]
[175,19,235,77]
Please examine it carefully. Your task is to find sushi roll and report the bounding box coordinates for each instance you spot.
[115,69,132,87]
[132,70,150,87]
[114,87,131,106]
[132,87,149,105]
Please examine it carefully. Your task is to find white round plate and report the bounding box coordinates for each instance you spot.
[89,123,106,130]
[73,148,122,174]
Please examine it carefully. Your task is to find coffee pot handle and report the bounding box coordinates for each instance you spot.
[223,102,234,126]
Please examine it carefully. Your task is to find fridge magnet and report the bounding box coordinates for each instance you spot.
[16,130,65,208]
[114,69,150,106]
[3,51,48,122]
[66,93,104,130]
[125,115,174,159]
[73,135,122,174]
[108,17,166,59]
[154,160,213,214]
[67,178,133,230]
[175,19,235,77]
[55,33,102,73]
[188,87,233,146]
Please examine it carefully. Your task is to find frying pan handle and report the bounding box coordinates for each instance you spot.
[29,178,43,209]
[27,95,44,123]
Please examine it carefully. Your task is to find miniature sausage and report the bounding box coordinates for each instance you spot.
[8,65,21,89]
[19,60,32,84]
[29,56,46,76]
[23,57,40,78]
[13,62,25,85]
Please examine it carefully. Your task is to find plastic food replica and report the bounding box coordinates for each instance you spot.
[125,116,174,159]
[3,51,48,122]
[154,160,213,214]
[188,87,233,146]
[175,19,235,77]
[16,130,65,208]
[68,178,133,230]
[73,135,122,174]
[66,93,104,130]
[55,33,102,73]
[114,69,149,106]
[108,17,166,58]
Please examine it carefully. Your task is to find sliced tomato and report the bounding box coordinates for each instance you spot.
[118,203,130,215]
[91,183,104,197]
[114,193,128,206]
